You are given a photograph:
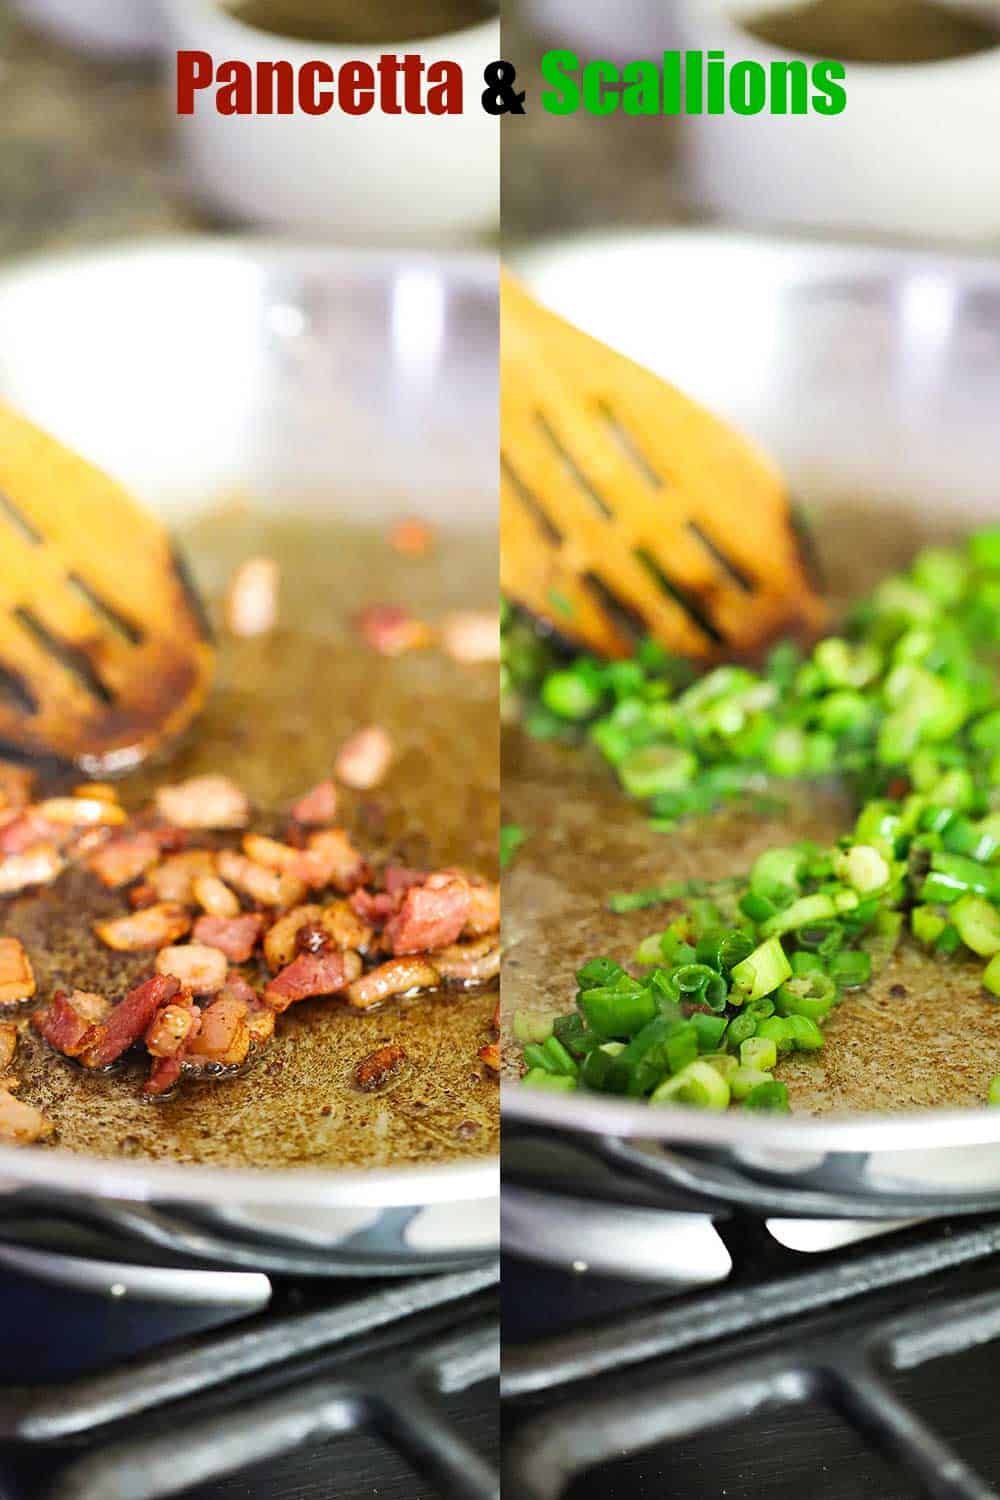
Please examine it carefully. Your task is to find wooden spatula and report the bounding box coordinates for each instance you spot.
[501,270,825,661]
[0,401,214,774]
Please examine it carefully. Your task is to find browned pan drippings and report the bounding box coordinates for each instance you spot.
[1,510,499,1168]
[502,501,1000,1115]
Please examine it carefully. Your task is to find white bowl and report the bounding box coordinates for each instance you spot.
[161,0,499,245]
[674,0,1000,243]
[13,0,164,57]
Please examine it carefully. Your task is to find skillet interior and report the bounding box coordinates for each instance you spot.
[4,510,499,1168]
[502,500,1000,1115]
[501,230,1000,1121]
[0,243,499,1176]
[503,504,1000,1116]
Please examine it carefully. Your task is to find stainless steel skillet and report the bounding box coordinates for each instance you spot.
[0,239,499,1271]
[504,228,1000,1220]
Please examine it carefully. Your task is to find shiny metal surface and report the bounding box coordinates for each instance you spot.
[0,1191,496,1277]
[506,229,1000,1214]
[0,1241,272,1306]
[765,1219,918,1253]
[0,240,498,1256]
[0,238,498,529]
[502,1185,731,1285]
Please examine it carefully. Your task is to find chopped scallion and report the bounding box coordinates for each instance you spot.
[730,936,792,1003]
[650,1059,731,1110]
[952,895,1000,957]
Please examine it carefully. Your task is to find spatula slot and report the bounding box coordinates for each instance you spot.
[67,573,144,645]
[0,661,38,716]
[13,608,114,705]
[687,521,755,593]
[535,410,613,520]
[581,571,648,645]
[0,488,43,546]
[501,455,564,545]
[633,548,724,644]
[171,546,215,644]
[597,400,664,491]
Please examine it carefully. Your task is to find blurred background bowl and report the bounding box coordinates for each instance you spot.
[161,0,499,244]
[675,0,1000,243]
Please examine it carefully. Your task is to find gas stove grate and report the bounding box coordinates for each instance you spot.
[504,1281,1000,1500]
[502,1217,1000,1398]
[46,1317,498,1500]
[2,1262,499,1500]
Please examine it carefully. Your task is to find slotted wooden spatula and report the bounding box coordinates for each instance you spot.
[0,401,214,773]
[501,270,826,660]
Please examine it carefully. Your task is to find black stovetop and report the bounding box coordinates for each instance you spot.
[0,1253,499,1500]
[502,1212,1000,1500]
[7,1207,1000,1499]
